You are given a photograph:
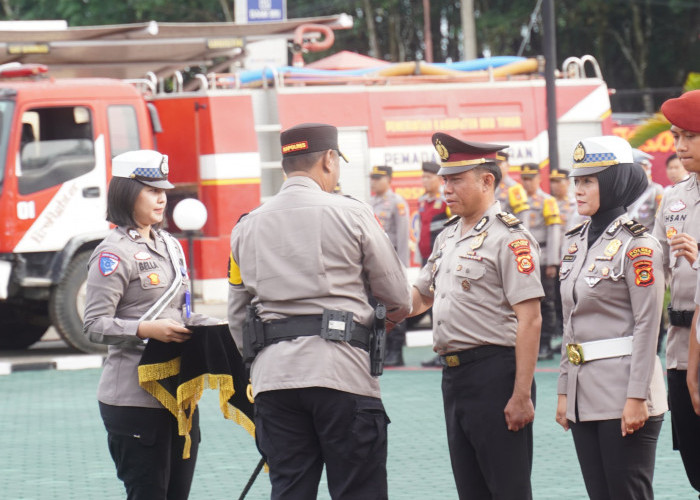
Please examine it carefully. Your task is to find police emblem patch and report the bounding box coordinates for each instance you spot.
[573,143,586,162]
[99,252,120,276]
[147,273,160,285]
[626,247,653,260]
[508,239,535,274]
[435,138,449,160]
[633,260,654,287]
[666,227,677,240]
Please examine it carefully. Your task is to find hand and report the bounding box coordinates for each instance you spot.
[504,392,535,432]
[687,371,700,416]
[137,318,192,343]
[555,394,569,431]
[670,233,698,266]
[545,265,558,279]
[621,398,648,437]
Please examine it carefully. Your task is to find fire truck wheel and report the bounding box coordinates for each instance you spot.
[0,301,50,349]
[49,251,107,354]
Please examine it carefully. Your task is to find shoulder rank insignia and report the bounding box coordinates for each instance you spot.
[622,220,648,237]
[474,216,489,232]
[565,220,589,237]
[496,212,522,228]
[444,215,460,227]
[606,219,622,235]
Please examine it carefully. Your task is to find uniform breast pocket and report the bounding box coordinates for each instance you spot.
[454,261,486,293]
[139,271,166,289]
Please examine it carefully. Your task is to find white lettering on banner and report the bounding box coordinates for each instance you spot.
[16,201,36,220]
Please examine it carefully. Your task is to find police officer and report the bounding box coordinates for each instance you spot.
[556,136,666,500]
[520,163,562,360]
[660,89,700,495]
[83,150,221,500]
[227,123,411,500]
[417,161,450,263]
[495,151,530,219]
[370,164,411,366]
[627,149,664,231]
[411,133,544,499]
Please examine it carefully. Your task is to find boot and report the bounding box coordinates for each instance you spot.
[384,322,406,367]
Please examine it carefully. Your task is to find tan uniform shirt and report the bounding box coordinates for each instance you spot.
[228,176,411,399]
[413,201,544,354]
[526,188,562,266]
[628,182,664,231]
[371,189,411,266]
[495,175,530,222]
[557,217,667,421]
[653,174,700,369]
[83,227,217,408]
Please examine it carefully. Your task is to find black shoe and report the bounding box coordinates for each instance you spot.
[538,344,554,361]
[421,355,442,368]
[384,349,404,367]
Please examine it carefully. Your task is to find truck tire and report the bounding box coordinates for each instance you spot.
[0,301,50,350]
[49,251,107,354]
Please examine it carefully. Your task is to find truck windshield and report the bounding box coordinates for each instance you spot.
[0,100,15,194]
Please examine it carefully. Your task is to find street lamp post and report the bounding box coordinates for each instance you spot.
[172,198,208,314]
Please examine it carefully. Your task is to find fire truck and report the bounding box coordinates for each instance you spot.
[0,54,613,353]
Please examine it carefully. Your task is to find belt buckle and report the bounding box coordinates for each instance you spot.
[445,354,460,368]
[566,343,584,365]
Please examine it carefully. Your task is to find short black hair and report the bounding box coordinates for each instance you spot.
[473,162,502,190]
[666,153,678,166]
[107,177,164,229]
[281,150,327,175]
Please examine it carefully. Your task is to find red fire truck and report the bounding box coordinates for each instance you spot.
[0,55,613,352]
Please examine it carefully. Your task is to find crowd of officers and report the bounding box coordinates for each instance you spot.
[83,90,699,500]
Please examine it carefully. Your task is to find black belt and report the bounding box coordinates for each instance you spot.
[440,345,513,368]
[668,307,695,328]
[262,315,371,351]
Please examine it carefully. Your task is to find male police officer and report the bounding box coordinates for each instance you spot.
[227,123,411,499]
[495,151,530,220]
[657,90,700,495]
[520,163,562,360]
[410,133,544,499]
[629,149,664,231]
[417,161,450,263]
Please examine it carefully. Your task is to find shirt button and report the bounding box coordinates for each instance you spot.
[441,293,446,298]
[437,320,443,326]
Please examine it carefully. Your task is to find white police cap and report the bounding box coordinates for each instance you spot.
[569,136,634,177]
[112,150,174,189]
[632,148,654,167]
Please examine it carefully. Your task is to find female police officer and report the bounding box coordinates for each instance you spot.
[83,150,219,500]
[555,136,667,499]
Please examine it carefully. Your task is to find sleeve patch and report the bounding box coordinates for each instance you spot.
[626,247,653,260]
[397,203,406,216]
[508,239,535,274]
[99,252,120,276]
[633,260,654,287]
[228,252,242,285]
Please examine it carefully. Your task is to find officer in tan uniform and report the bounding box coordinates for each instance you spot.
[556,136,667,499]
[83,150,221,500]
[411,133,544,500]
[495,151,530,220]
[660,89,700,494]
[370,164,411,366]
[227,123,411,500]
[520,163,562,360]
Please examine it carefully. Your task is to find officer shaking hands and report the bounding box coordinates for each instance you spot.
[410,133,544,500]
[227,123,411,500]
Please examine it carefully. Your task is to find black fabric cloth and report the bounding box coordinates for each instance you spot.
[540,266,558,345]
[668,369,700,492]
[569,415,663,500]
[99,403,200,500]
[137,323,255,458]
[441,346,535,499]
[254,388,390,500]
[587,207,626,247]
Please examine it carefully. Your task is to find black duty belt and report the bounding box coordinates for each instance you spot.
[668,308,695,328]
[262,315,371,352]
[440,345,513,368]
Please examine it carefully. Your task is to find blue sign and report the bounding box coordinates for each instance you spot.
[248,0,285,22]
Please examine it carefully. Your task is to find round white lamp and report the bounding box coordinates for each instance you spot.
[173,198,208,313]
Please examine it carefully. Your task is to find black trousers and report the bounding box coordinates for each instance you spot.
[254,387,390,500]
[442,346,535,500]
[668,369,700,492]
[553,266,564,336]
[540,267,558,346]
[99,403,200,500]
[569,415,663,500]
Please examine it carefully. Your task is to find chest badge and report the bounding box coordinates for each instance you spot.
[604,239,622,258]
[588,263,596,272]
[585,276,601,287]
[568,242,578,254]
[601,267,610,277]
[134,251,151,260]
[666,227,678,240]
[471,231,487,250]
[147,273,160,285]
[669,199,686,213]
[461,279,471,291]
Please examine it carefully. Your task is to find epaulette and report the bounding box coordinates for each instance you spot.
[496,212,522,228]
[565,220,589,237]
[622,219,648,237]
[443,215,460,227]
[236,212,249,224]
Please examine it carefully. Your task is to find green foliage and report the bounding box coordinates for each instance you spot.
[684,73,700,92]
[627,113,670,148]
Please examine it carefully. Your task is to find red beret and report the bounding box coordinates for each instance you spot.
[661,90,700,133]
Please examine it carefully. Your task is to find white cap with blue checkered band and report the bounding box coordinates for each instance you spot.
[569,136,634,177]
[111,149,174,189]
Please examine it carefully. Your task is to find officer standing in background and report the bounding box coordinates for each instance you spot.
[370,165,411,366]
[417,161,450,263]
[410,133,544,499]
[228,123,412,499]
[627,149,664,231]
[495,151,530,221]
[520,163,562,360]
[659,90,700,495]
